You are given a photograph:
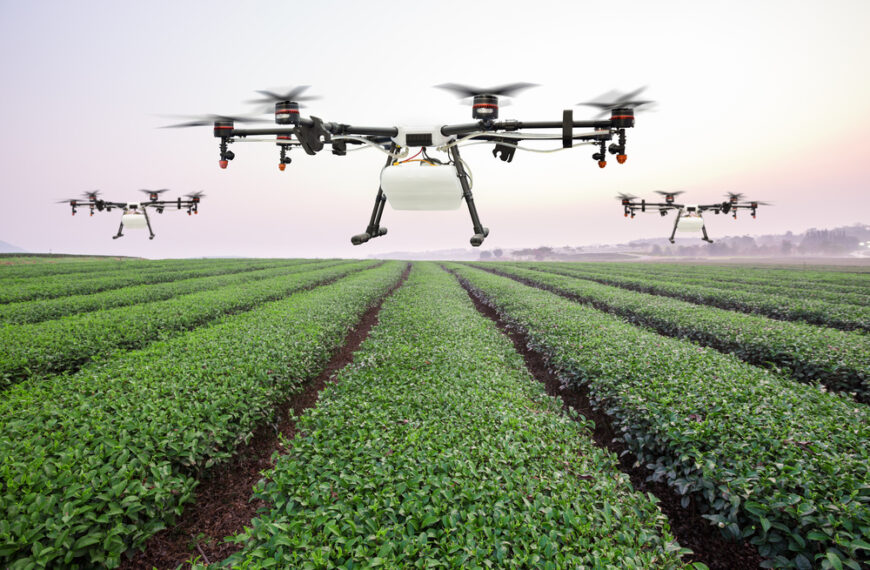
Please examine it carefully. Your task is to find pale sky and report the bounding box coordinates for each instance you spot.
[1,0,868,258]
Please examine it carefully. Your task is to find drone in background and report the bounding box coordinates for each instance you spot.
[58,189,205,239]
[617,191,770,243]
[164,84,654,247]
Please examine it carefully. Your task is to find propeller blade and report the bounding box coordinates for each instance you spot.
[159,114,269,128]
[139,188,170,195]
[578,86,656,118]
[248,85,320,104]
[435,82,538,98]
[615,192,637,201]
[185,191,206,199]
[655,190,685,197]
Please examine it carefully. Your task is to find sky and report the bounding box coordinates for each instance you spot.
[1,0,868,258]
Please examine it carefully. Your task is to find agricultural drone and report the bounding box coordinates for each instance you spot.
[164,84,654,247]
[58,190,205,239]
[617,191,769,243]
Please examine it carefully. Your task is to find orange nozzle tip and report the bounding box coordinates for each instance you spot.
[278,163,286,171]
[598,161,607,169]
[624,213,628,217]
[219,160,228,169]
[616,154,627,164]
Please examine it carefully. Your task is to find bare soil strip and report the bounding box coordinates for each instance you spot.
[121,263,411,569]
[447,267,764,570]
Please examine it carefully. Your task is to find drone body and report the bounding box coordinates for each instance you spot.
[58,190,205,239]
[165,84,654,246]
[618,191,770,244]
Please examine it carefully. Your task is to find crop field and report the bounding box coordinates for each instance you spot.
[0,257,867,569]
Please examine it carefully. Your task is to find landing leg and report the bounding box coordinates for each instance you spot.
[112,220,125,240]
[668,209,682,244]
[144,209,156,240]
[701,223,713,243]
[449,145,489,247]
[351,145,394,245]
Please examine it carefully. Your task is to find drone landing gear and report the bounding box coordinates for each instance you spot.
[144,209,156,240]
[668,208,682,244]
[701,224,713,243]
[112,220,124,240]
[449,146,489,247]
[351,148,394,246]
[351,188,388,245]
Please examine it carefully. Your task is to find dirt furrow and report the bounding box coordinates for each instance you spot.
[447,267,763,570]
[122,263,411,569]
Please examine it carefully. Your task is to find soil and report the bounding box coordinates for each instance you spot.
[121,263,411,569]
[448,267,763,570]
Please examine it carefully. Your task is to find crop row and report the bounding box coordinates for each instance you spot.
[0,258,308,304]
[0,260,374,388]
[221,262,686,569]
[597,266,867,307]
[523,262,870,333]
[566,263,869,307]
[450,264,870,570]
[470,263,869,402]
[0,257,204,281]
[579,262,870,289]
[0,259,345,324]
[0,262,406,568]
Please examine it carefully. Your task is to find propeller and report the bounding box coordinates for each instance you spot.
[655,190,685,198]
[726,192,745,203]
[160,114,269,128]
[248,85,320,104]
[578,86,656,118]
[185,191,206,200]
[434,82,538,99]
[81,190,101,201]
[139,188,169,200]
[616,192,638,201]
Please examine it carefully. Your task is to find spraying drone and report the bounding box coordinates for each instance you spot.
[58,190,205,239]
[617,191,770,243]
[164,84,654,247]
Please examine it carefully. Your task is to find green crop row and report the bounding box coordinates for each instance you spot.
[221,263,687,569]
[0,258,308,304]
[0,261,373,388]
[0,262,406,569]
[450,264,870,570]
[565,264,869,307]
[577,262,870,289]
[471,263,869,402]
[0,257,203,281]
[524,263,870,333]
[0,259,344,324]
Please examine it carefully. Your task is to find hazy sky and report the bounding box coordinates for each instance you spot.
[1,0,868,258]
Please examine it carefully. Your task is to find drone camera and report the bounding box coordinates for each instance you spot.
[275,101,301,125]
[472,95,499,120]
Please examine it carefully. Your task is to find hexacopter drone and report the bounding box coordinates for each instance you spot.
[165,84,654,247]
[58,189,205,239]
[617,191,769,243]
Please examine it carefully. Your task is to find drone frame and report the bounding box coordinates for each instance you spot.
[190,89,640,247]
[620,192,766,244]
[60,191,203,240]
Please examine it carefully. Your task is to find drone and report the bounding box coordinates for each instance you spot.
[617,191,770,243]
[164,84,654,247]
[58,189,205,239]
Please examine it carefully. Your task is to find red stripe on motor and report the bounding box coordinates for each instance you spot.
[473,103,498,108]
[214,125,233,129]
[276,109,300,114]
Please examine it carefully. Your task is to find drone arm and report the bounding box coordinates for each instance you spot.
[441,119,612,136]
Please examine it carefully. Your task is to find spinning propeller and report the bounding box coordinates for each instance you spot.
[435,82,538,120]
[579,86,656,118]
[248,85,322,125]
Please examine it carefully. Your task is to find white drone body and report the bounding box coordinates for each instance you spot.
[121,203,148,229]
[676,206,705,232]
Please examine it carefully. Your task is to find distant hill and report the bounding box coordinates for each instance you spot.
[0,240,26,254]
[372,224,870,262]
